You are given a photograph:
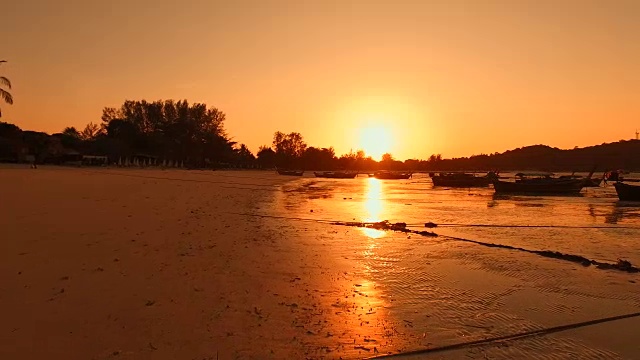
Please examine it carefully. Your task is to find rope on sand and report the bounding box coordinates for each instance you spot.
[414,222,640,230]
[228,212,640,273]
[438,234,639,273]
[370,311,640,359]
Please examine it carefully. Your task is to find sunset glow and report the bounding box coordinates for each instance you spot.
[358,126,393,161]
[4,1,640,159]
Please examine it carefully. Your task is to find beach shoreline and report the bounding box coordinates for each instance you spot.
[1,166,639,359]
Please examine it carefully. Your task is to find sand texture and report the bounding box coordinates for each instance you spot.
[1,167,639,359]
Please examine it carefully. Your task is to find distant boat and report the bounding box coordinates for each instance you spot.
[430,172,496,187]
[559,169,602,187]
[614,182,640,201]
[556,175,602,187]
[514,172,555,183]
[374,171,412,180]
[493,175,584,195]
[313,171,358,179]
[276,169,304,176]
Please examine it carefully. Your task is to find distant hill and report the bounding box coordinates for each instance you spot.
[433,140,640,172]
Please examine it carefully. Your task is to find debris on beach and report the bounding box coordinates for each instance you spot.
[595,259,639,272]
[331,220,437,237]
[328,219,640,274]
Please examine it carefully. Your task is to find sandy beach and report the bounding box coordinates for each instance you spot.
[2,166,640,359]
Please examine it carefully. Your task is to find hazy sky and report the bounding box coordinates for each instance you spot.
[3,0,639,159]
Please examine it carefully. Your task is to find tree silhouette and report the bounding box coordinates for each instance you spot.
[80,122,101,141]
[272,131,307,167]
[233,143,255,167]
[257,145,276,168]
[99,99,234,166]
[62,127,81,138]
[381,153,394,162]
[0,60,13,118]
[302,147,336,170]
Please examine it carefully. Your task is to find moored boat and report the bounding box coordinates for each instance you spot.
[614,182,640,201]
[430,172,496,187]
[373,171,412,180]
[313,171,358,179]
[493,178,584,195]
[276,169,304,176]
[559,169,602,187]
[514,172,555,183]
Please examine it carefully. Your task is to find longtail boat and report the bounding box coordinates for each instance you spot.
[313,171,358,179]
[559,169,602,187]
[374,171,412,180]
[614,182,640,201]
[493,177,584,195]
[430,172,497,187]
[276,169,304,176]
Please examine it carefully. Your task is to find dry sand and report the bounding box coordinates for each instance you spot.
[1,166,639,359]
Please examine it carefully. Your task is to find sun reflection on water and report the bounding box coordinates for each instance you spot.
[364,178,383,222]
[363,178,386,238]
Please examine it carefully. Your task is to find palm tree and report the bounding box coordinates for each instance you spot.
[0,60,13,118]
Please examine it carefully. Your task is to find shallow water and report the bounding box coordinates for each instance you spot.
[264,172,640,358]
[275,173,640,264]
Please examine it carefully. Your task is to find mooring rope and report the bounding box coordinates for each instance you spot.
[410,223,640,230]
[227,213,640,231]
[227,212,640,273]
[370,311,640,359]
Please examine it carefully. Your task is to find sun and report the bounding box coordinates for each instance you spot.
[358,126,392,161]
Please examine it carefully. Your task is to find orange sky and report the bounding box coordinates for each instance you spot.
[3,0,639,160]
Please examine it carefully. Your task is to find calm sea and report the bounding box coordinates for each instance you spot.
[274,172,640,265]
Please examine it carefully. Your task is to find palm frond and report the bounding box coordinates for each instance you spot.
[0,88,13,104]
[0,76,11,89]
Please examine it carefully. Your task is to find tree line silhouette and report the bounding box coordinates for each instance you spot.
[1,98,639,171]
[1,100,254,167]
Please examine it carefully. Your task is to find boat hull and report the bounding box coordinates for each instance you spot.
[277,170,304,176]
[374,172,412,180]
[493,179,584,195]
[313,172,358,179]
[583,178,603,187]
[614,182,640,201]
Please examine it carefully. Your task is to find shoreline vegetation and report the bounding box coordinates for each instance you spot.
[1,99,639,172]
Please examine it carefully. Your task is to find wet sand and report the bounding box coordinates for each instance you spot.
[1,166,639,359]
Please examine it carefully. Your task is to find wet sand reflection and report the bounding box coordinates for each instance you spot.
[363,177,387,238]
[272,174,640,357]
